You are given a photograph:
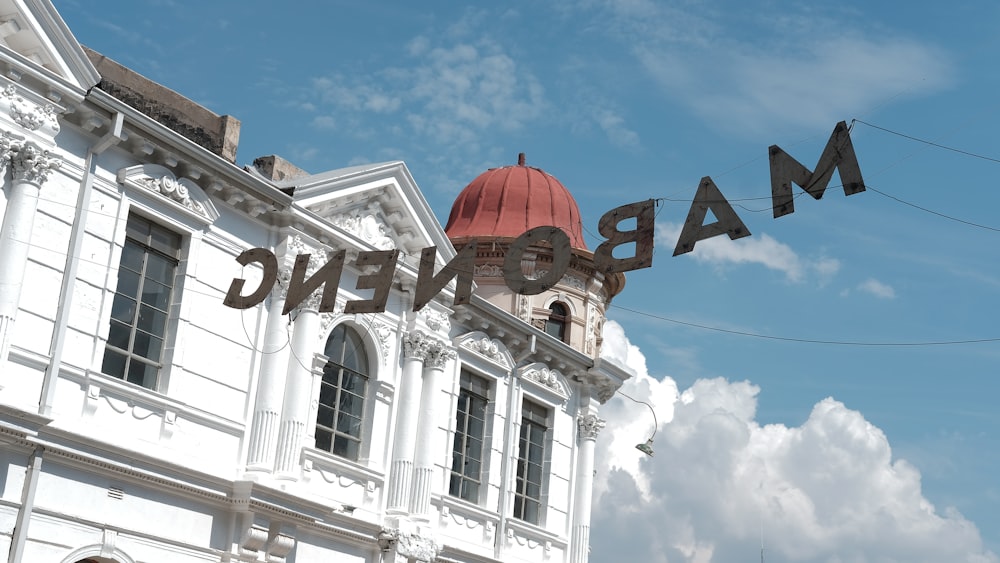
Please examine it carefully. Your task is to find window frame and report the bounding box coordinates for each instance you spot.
[513,399,550,525]
[544,301,570,342]
[100,212,182,390]
[314,323,371,462]
[449,369,491,503]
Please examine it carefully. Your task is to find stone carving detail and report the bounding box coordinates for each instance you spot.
[272,267,293,300]
[402,330,432,361]
[3,138,60,185]
[517,295,530,322]
[585,304,597,355]
[474,264,504,277]
[136,175,207,216]
[3,85,58,133]
[284,237,329,311]
[265,533,296,563]
[421,309,450,333]
[379,529,440,563]
[577,414,606,440]
[239,525,268,554]
[331,212,395,250]
[461,336,510,368]
[522,367,565,395]
[424,339,456,370]
[372,321,392,365]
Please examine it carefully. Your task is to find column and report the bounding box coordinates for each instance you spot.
[0,138,60,368]
[409,340,455,517]
[570,411,605,563]
[385,331,430,513]
[246,271,291,471]
[273,296,321,478]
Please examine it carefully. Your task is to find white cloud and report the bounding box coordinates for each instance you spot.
[858,278,897,299]
[657,222,839,283]
[593,321,997,563]
[593,2,952,132]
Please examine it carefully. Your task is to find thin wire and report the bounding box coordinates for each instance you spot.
[866,184,1000,233]
[611,304,1000,347]
[616,388,657,439]
[853,119,1000,165]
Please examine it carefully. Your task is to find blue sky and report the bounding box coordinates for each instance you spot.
[58,1,1000,560]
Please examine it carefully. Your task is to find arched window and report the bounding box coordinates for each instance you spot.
[544,302,569,342]
[315,324,369,460]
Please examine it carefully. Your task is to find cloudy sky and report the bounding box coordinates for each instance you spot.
[58,0,1000,560]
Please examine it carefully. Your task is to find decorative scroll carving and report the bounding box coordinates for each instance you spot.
[135,175,206,215]
[424,340,456,370]
[517,294,530,322]
[474,264,504,277]
[461,336,510,368]
[265,533,295,563]
[239,524,268,554]
[3,85,58,133]
[331,212,395,250]
[372,321,392,365]
[586,304,597,355]
[5,139,60,185]
[522,366,565,395]
[577,414,606,440]
[379,529,441,563]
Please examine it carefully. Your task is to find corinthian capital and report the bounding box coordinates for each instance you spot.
[577,414,606,440]
[402,330,431,361]
[9,141,60,186]
[424,340,456,370]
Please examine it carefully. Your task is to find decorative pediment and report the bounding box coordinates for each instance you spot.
[329,208,397,250]
[0,1,101,93]
[518,362,570,401]
[117,163,219,224]
[455,331,512,370]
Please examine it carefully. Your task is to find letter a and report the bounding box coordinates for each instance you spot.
[673,177,750,256]
[770,120,865,218]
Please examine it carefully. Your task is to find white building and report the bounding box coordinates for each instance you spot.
[0,2,632,562]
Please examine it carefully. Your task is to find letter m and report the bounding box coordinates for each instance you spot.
[770,121,865,218]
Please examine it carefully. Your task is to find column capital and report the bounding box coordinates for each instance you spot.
[5,138,60,187]
[402,330,431,361]
[423,339,455,370]
[577,414,605,441]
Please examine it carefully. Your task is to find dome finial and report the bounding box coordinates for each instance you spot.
[517,152,526,166]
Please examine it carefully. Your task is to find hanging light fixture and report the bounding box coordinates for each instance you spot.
[618,390,657,457]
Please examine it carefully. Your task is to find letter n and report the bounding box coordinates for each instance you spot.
[673,177,750,256]
[282,250,347,314]
[770,120,865,218]
[412,241,477,312]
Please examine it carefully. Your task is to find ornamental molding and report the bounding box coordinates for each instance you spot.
[455,331,512,369]
[473,263,504,277]
[3,137,60,185]
[424,339,456,370]
[420,308,450,333]
[533,270,586,292]
[2,85,59,135]
[371,321,393,366]
[577,414,606,440]
[519,362,569,399]
[379,529,440,563]
[117,163,219,222]
[331,211,395,250]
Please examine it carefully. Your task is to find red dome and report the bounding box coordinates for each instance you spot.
[445,154,588,250]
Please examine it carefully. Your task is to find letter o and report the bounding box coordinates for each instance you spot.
[502,226,571,295]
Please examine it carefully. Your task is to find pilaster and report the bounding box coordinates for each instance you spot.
[570,411,605,563]
[385,330,431,513]
[409,339,456,517]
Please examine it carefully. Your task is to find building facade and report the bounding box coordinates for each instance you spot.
[0,2,631,562]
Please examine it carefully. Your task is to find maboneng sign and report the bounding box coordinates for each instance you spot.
[222,121,863,314]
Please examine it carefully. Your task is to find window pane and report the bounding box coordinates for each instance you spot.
[462,480,479,502]
[102,350,127,378]
[317,404,335,428]
[315,429,332,452]
[149,224,181,256]
[126,216,150,241]
[116,267,141,298]
[523,499,539,524]
[137,304,168,336]
[464,458,481,478]
[141,279,172,310]
[110,294,137,324]
[336,413,362,438]
[127,360,158,388]
[120,241,144,272]
[339,391,364,418]
[132,331,163,362]
[341,371,366,395]
[107,320,131,350]
[527,462,542,484]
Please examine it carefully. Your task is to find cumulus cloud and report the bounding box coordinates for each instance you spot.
[857,278,896,299]
[592,321,997,563]
[657,222,840,283]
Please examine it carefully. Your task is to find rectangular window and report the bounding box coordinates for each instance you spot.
[101,214,181,390]
[449,370,490,502]
[514,400,548,524]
